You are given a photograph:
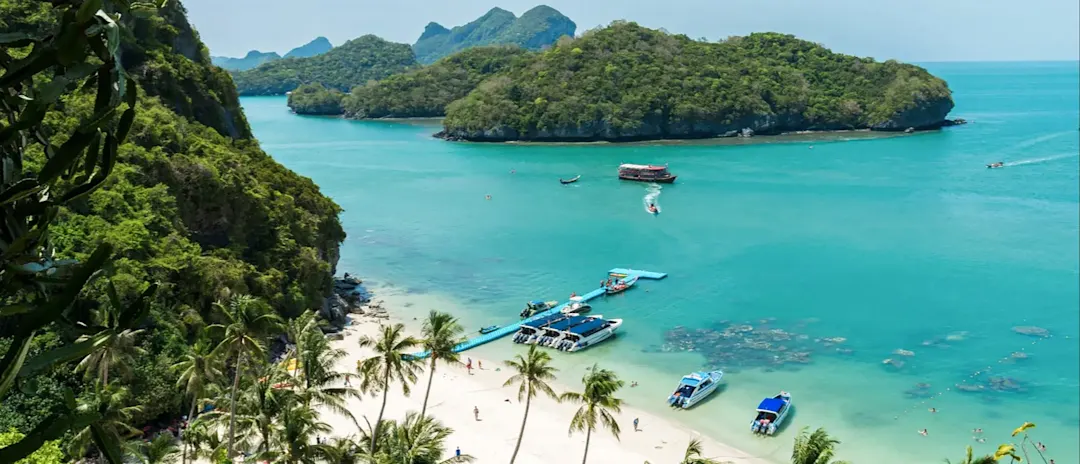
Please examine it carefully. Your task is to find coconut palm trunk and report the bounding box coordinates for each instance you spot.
[182,398,197,464]
[421,357,438,417]
[509,391,532,464]
[228,352,243,458]
[371,369,391,454]
[581,428,592,464]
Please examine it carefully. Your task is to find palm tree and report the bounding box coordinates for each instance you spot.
[791,427,849,464]
[268,399,335,464]
[127,434,181,464]
[75,304,146,385]
[680,438,724,464]
[293,319,361,423]
[419,311,465,418]
[209,294,283,458]
[560,364,625,464]
[945,446,1000,464]
[356,323,422,455]
[69,383,145,458]
[172,339,222,464]
[359,412,474,464]
[503,345,559,464]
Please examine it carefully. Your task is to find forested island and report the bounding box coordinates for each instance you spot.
[231,35,416,95]
[439,22,955,142]
[211,50,281,71]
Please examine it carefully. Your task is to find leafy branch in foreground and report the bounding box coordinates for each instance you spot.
[0,1,165,462]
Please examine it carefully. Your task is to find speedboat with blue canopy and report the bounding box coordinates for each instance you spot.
[553,317,623,352]
[512,313,570,344]
[537,315,593,346]
[667,370,723,409]
[750,391,792,435]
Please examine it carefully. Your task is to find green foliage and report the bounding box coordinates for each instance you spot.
[791,427,849,464]
[342,46,529,118]
[0,430,62,464]
[442,22,954,140]
[413,6,576,64]
[287,83,345,116]
[232,35,417,95]
[359,412,474,464]
[560,364,624,463]
[211,51,281,72]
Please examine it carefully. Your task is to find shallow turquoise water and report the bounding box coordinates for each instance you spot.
[242,61,1079,463]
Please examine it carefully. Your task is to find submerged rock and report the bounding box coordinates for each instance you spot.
[892,349,916,357]
[1012,326,1050,338]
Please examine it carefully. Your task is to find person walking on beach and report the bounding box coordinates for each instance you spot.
[633,418,639,432]
[456,447,461,457]
[478,360,483,370]
[473,406,480,421]
[466,358,473,375]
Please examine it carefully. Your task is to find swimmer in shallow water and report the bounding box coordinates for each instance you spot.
[919,429,928,436]
[485,195,492,200]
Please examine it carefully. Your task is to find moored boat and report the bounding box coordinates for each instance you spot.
[536,315,595,346]
[478,325,500,335]
[553,317,622,352]
[605,275,638,295]
[520,300,559,318]
[560,175,581,184]
[668,370,723,409]
[750,391,793,436]
[562,297,592,315]
[618,164,677,183]
[512,313,571,344]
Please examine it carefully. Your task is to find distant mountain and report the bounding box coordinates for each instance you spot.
[232,35,417,96]
[285,36,333,58]
[211,50,281,71]
[413,5,575,64]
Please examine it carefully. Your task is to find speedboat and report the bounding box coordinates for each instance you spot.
[562,297,592,315]
[668,370,723,409]
[520,300,559,318]
[554,317,622,352]
[750,391,792,436]
[478,325,500,335]
[605,276,639,295]
[535,315,596,346]
[987,161,1005,169]
[512,313,571,344]
[560,175,581,184]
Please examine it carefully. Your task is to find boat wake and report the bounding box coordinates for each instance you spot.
[1004,152,1078,167]
[643,183,662,214]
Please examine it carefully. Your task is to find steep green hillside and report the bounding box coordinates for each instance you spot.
[412,5,575,64]
[0,0,344,435]
[212,50,281,71]
[288,83,346,115]
[339,46,530,118]
[231,35,416,95]
[441,22,954,142]
[285,36,333,58]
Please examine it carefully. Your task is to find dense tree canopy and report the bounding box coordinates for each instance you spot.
[212,51,281,71]
[341,46,530,118]
[442,22,954,141]
[232,35,417,95]
[413,5,575,64]
[0,0,344,446]
[288,83,346,115]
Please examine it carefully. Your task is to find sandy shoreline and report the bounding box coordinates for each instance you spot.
[323,304,772,464]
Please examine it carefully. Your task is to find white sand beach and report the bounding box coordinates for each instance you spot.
[323,308,771,464]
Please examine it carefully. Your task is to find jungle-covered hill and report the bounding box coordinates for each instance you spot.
[0,0,344,433]
[440,22,955,142]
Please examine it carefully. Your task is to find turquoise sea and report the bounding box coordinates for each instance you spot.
[242,61,1080,463]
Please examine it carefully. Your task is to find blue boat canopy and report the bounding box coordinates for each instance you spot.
[530,300,545,305]
[757,398,786,413]
[567,319,605,335]
[680,376,701,387]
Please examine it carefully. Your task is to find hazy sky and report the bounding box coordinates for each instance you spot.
[184,0,1080,62]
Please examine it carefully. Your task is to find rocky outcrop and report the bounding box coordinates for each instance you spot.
[436,98,955,142]
[320,274,371,331]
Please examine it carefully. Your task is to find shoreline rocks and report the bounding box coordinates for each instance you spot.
[320,273,373,331]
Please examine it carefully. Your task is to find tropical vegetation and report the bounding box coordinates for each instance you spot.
[340,46,530,118]
[412,5,576,64]
[442,21,954,141]
[287,83,346,115]
[503,345,559,464]
[285,37,333,59]
[791,427,849,464]
[231,35,417,95]
[211,50,281,71]
[561,364,625,464]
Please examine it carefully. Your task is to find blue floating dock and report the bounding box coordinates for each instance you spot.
[408,269,667,359]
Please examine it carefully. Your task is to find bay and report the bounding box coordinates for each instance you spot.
[242,60,1079,463]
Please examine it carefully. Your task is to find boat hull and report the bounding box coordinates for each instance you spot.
[563,319,622,352]
[750,394,793,436]
[619,174,677,183]
[667,371,723,409]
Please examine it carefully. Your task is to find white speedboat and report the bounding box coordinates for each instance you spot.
[750,391,792,436]
[536,315,596,347]
[667,370,723,409]
[512,313,570,344]
[553,317,623,352]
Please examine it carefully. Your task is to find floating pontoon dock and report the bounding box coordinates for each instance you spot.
[408,269,666,359]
